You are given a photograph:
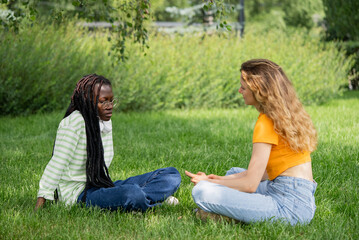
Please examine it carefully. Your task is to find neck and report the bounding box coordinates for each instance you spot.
[254,103,261,112]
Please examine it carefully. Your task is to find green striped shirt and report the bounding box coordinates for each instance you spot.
[37,111,114,205]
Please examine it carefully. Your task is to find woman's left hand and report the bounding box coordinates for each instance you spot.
[185,171,209,185]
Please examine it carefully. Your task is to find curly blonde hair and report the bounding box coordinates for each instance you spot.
[241,59,317,152]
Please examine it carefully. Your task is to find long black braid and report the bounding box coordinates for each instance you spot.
[55,74,115,202]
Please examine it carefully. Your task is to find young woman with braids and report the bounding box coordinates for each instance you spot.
[35,74,181,211]
[186,59,318,225]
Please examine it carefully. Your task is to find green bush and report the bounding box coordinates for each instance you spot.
[0,23,113,115]
[244,0,324,29]
[0,23,354,115]
[322,0,359,89]
[323,0,359,41]
[282,0,315,29]
[115,27,353,110]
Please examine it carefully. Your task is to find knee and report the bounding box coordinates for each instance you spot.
[164,167,180,176]
[163,167,182,187]
[192,181,215,204]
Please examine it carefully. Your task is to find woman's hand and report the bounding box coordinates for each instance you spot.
[185,171,209,185]
[34,197,46,211]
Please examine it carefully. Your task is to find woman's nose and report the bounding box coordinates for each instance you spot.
[104,104,113,110]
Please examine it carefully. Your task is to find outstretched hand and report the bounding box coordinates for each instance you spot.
[185,171,209,185]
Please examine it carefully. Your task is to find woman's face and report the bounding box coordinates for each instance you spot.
[238,75,258,107]
[94,84,114,121]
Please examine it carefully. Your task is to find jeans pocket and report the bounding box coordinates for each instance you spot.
[268,181,286,197]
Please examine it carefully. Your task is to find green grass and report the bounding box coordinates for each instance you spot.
[1,91,358,239]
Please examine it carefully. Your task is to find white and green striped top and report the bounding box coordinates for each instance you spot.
[37,110,114,205]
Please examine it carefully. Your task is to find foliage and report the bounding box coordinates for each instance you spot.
[242,0,324,29]
[322,0,359,89]
[1,91,359,239]
[322,0,359,41]
[115,28,353,111]
[151,0,190,22]
[281,0,314,29]
[0,0,233,62]
[1,0,151,62]
[0,22,354,115]
[0,23,113,115]
[150,0,324,30]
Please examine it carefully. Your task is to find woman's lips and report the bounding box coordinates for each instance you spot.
[103,111,112,118]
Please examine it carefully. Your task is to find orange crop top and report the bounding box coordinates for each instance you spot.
[253,113,311,180]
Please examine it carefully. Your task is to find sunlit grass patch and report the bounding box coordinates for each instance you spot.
[0,91,358,239]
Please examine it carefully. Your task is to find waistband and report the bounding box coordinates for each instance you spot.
[272,176,317,194]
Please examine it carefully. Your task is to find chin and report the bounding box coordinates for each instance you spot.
[100,116,111,121]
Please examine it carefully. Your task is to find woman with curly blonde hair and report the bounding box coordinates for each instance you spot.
[186,59,318,225]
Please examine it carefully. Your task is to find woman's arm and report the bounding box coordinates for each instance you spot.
[35,125,80,209]
[186,142,272,193]
[207,170,247,181]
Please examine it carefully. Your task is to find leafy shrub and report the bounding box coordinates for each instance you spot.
[282,0,315,29]
[0,23,354,115]
[323,0,359,41]
[322,0,359,89]
[0,23,113,115]
[115,27,353,110]
[244,0,324,29]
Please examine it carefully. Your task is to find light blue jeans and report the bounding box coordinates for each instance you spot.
[192,167,317,225]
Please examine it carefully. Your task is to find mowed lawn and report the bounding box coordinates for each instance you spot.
[0,91,358,239]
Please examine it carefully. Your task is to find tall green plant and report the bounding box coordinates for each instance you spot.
[0,23,354,115]
[0,23,113,115]
[113,29,353,110]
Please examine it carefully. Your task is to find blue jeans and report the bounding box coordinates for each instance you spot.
[77,167,181,212]
[192,167,317,225]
